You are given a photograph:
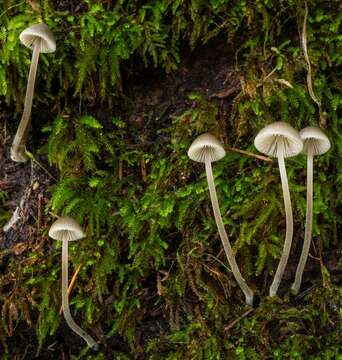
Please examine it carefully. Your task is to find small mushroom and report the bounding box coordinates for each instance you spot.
[254,122,303,297]
[188,133,254,305]
[49,216,98,349]
[11,23,56,162]
[291,127,330,295]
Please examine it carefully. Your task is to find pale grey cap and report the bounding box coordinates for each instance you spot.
[20,23,56,53]
[188,133,226,163]
[254,121,303,158]
[49,216,85,242]
[299,127,331,155]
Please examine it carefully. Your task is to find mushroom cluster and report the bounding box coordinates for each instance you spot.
[9,20,332,347]
[254,122,330,296]
[187,123,330,303]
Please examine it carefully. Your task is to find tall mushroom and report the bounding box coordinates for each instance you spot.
[291,127,330,295]
[254,122,303,297]
[11,23,56,162]
[49,216,98,349]
[188,133,254,306]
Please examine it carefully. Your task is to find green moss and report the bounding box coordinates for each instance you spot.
[0,0,341,358]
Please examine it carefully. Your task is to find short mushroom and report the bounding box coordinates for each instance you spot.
[49,216,98,349]
[11,23,56,162]
[188,133,254,306]
[291,127,330,295]
[254,122,303,297]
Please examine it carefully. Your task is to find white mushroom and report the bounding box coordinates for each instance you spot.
[291,127,330,295]
[11,23,56,162]
[254,122,303,297]
[188,133,254,305]
[49,216,98,349]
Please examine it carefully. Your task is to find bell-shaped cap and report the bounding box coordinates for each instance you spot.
[254,121,303,158]
[188,133,226,163]
[299,126,331,156]
[20,23,56,53]
[49,216,85,242]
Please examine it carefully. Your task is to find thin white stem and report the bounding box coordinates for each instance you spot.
[11,39,41,162]
[292,149,314,294]
[269,142,294,297]
[205,158,254,306]
[62,239,98,349]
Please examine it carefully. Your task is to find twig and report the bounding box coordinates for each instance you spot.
[25,150,57,181]
[0,1,25,18]
[204,252,232,273]
[141,157,147,182]
[125,142,271,162]
[118,159,123,180]
[275,78,293,89]
[224,308,254,331]
[228,147,273,162]
[37,193,42,236]
[59,264,82,315]
[263,66,278,83]
[301,0,325,126]
[202,263,229,298]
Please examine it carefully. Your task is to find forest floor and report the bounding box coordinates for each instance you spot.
[0,38,341,359]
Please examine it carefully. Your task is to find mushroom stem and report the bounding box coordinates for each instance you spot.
[205,158,254,306]
[62,239,97,349]
[291,148,314,294]
[269,141,294,297]
[11,39,41,162]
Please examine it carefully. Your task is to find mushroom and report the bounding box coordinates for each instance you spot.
[49,216,98,349]
[188,133,254,305]
[291,127,330,295]
[11,23,56,162]
[254,122,303,297]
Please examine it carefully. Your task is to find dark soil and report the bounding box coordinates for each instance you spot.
[0,111,52,250]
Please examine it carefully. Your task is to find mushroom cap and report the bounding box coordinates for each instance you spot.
[188,133,226,163]
[49,216,85,242]
[20,23,56,53]
[299,126,331,155]
[254,121,303,158]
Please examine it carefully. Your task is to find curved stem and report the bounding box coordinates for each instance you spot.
[62,240,98,349]
[292,149,313,294]
[269,143,294,297]
[205,158,254,306]
[11,39,41,162]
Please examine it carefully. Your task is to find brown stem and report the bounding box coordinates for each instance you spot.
[228,147,272,162]
[59,264,82,315]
